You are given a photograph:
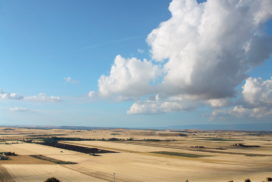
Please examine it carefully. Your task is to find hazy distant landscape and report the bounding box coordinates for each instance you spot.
[0,127,272,182]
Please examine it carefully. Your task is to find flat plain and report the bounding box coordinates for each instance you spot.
[0,127,271,182]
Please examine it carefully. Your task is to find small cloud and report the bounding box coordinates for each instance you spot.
[88,90,96,98]
[0,90,23,100]
[25,93,62,103]
[137,49,145,54]
[9,107,30,112]
[207,98,229,108]
[64,76,79,84]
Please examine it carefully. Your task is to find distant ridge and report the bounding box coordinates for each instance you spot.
[167,123,272,131]
[0,123,272,132]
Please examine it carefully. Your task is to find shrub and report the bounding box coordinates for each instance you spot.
[245,179,251,182]
[45,177,61,182]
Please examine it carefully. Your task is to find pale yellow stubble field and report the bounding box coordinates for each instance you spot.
[0,128,271,182]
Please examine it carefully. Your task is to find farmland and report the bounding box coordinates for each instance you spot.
[0,127,272,182]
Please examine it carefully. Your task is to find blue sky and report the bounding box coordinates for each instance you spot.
[0,0,272,129]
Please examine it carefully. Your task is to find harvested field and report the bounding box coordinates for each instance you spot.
[40,142,118,154]
[30,155,77,164]
[0,155,52,164]
[0,128,272,181]
[59,140,170,153]
[4,164,105,182]
[0,165,14,182]
[151,151,210,158]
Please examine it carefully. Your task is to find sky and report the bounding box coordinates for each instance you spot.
[0,0,272,130]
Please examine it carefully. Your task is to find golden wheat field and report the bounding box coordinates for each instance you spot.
[0,127,271,182]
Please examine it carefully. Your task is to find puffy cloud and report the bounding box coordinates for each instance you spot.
[242,77,272,105]
[128,95,198,114]
[207,98,229,108]
[0,89,62,104]
[212,77,272,119]
[0,90,23,100]
[147,0,272,99]
[94,0,272,115]
[25,93,62,103]
[9,107,30,112]
[64,76,79,84]
[234,77,272,118]
[212,105,272,119]
[232,105,272,119]
[98,55,161,99]
[88,90,96,98]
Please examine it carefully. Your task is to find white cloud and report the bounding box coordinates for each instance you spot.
[207,98,229,108]
[234,77,272,118]
[212,77,272,119]
[9,107,30,112]
[232,105,272,119]
[94,0,272,115]
[212,105,272,120]
[0,90,23,100]
[128,95,198,114]
[88,90,97,98]
[242,77,272,105]
[147,0,272,99]
[98,55,161,99]
[88,90,95,97]
[0,89,62,104]
[64,76,79,84]
[137,49,145,54]
[25,93,62,103]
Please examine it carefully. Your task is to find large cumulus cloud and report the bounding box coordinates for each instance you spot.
[94,0,272,115]
[148,0,272,99]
